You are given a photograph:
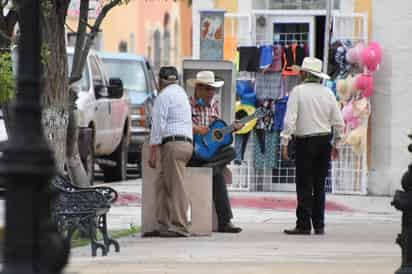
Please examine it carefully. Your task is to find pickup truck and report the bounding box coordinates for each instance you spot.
[98,52,157,176]
[68,48,131,184]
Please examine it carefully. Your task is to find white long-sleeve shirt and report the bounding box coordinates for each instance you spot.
[280,82,345,146]
[149,84,193,145]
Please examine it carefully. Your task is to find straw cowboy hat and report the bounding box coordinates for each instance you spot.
[188,71,224,88]
[293,57,331,80]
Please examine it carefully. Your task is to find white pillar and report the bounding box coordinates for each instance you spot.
[369,0,412,195]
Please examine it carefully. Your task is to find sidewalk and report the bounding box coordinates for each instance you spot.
[105,179,399,231]
[66,178,402,274]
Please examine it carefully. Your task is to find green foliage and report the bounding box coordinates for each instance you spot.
[70,224,141,248]
[0,52,15,104]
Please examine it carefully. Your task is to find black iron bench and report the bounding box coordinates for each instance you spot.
[51,174,120,256]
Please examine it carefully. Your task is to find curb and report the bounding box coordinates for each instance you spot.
[115,193,356,212]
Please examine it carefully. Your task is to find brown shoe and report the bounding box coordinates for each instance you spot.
[218,222,242,233]
[142,230,161,237]
[159,230,188,238]
[284,227,311,235]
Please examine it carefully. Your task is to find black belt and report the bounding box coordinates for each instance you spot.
[295,132,331,139]
[162,135,192,145]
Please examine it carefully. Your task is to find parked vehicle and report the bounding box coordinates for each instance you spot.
[67,48,131,184]
[98,52,157,175]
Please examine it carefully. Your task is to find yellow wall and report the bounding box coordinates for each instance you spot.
[100,0,139,53]
[354,0,372,41]
[214,0,237,12]
[65,1,138,53]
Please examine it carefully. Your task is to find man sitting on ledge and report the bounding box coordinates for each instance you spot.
[188,71,242,234]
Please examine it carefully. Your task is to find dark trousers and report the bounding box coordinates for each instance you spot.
[188,146,235,227]
[294,135,331,230]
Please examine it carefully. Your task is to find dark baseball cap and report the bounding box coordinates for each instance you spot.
[159,66,179,82]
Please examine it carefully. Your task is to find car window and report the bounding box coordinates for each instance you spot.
[101,59,148,93]
[67,54,90,91]
[89,56,104,87]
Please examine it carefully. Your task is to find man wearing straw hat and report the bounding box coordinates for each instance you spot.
[148,66,193,237]
[281,57,345,235]
[188,71,242,234]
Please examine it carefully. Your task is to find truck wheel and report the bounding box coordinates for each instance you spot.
[103,134,128,182]
[84,131,95,186]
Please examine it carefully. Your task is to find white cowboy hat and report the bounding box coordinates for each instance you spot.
[187,71,224,88]
[294,57,331,80]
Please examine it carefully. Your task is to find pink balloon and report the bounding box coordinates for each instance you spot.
[361,45,381,72]
[346,43,365,65]
[356,74,374,98]
[368,42,383,65]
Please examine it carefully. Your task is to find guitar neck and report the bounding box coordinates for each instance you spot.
[220,113,257,136]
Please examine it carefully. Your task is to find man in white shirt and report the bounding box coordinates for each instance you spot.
[148,66,193,237]
[281,57,344,235]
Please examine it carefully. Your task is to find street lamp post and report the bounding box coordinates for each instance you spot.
[392,134,412,274]
[0,1,68,273]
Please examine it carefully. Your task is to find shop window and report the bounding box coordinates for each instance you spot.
[174,21,179,66]
[253,0,340,10]
[163,30,171,65]
[153,29,161,71]
[118,40,128,53]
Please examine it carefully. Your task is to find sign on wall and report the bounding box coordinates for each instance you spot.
[68,0,103,19]
[199,10,226,60]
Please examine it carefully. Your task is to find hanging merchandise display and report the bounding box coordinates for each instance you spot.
[254,130,279,170]
[237,46,260,72]
[236,79,257,106]
[255,72,282,99]
[334,41,383,154]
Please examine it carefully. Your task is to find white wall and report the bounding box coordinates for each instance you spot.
[369,0,412,195]
[238,0,252,14]
[192,0,214,59]
[339,0,354,14]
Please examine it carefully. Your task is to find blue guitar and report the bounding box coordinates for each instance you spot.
[194,107,266,161]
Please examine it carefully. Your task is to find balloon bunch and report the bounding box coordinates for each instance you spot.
[344,41,383,98]
[335,42,382,154]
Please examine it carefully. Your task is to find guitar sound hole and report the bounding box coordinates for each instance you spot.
[214,130,223,141]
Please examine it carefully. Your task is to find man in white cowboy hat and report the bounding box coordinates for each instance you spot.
[148,66,193,237]
[281,57,345,235]
[188,70,242,233]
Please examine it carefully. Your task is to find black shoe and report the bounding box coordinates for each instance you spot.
[159,230,188,238]
[284,227,311,235]
[142,230,161,237]
[314,228,325,235]
[218,222,242,233]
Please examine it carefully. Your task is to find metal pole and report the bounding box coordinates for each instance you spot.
[0,1,68,273]
[323,0,333,74]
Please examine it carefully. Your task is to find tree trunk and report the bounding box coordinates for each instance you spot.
[40,2,71,172]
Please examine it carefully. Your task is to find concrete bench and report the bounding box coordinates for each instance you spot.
[141,143,218,236]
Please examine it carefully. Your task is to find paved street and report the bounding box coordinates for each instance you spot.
[64,179,402,274]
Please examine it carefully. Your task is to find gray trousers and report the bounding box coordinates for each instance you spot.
[155,141,193,235]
